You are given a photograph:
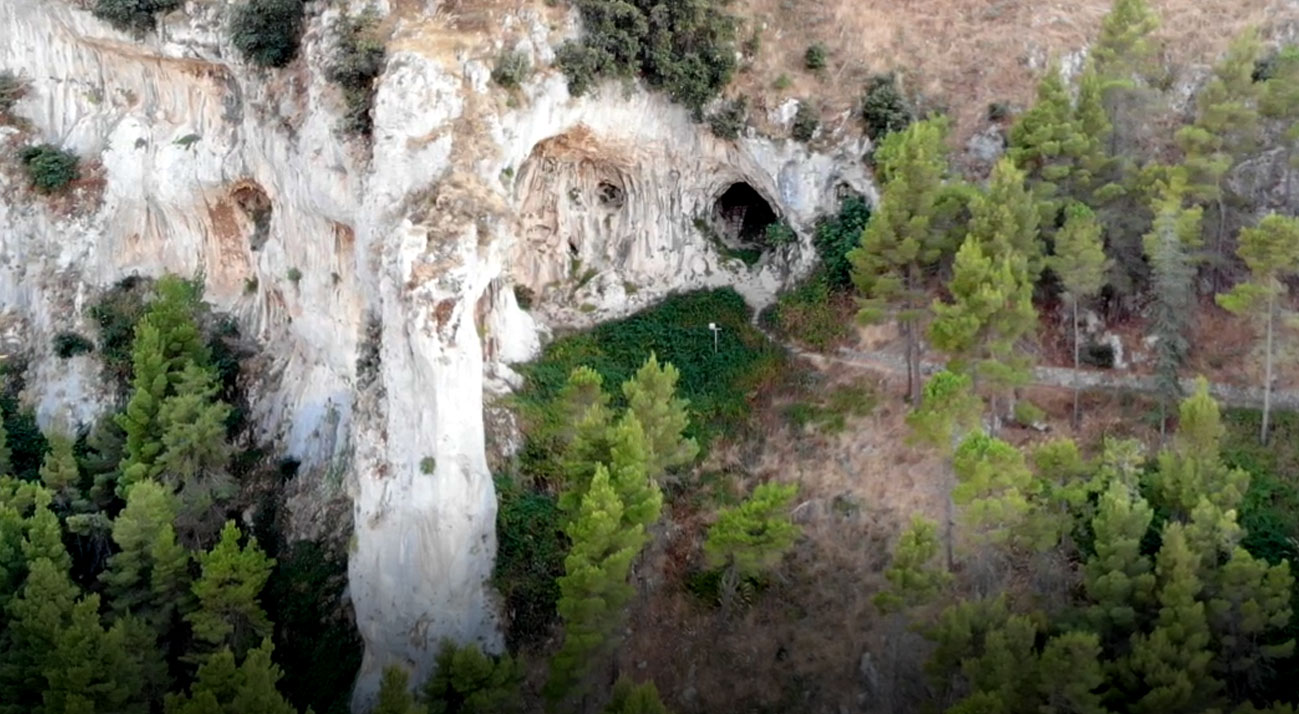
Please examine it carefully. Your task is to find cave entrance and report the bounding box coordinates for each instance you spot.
[712,182,778,244]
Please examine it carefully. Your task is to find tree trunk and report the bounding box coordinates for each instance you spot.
[905,262,923,405]
[1072,295,1082,428]
[1215,192,1228,293]
[1263,293,1275,445]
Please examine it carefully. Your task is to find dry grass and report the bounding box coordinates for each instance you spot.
[617,363,951,713]
[730,0,1298,147]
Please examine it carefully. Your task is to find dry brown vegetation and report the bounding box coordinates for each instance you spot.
[730,0,1299,144]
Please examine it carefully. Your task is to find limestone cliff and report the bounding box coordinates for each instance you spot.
[0,0,871,707]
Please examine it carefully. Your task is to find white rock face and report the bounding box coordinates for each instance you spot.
[0,0,873,708]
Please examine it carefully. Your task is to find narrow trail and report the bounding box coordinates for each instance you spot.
[753,315,1296,411]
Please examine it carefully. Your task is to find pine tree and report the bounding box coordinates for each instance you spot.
[1092,0,1160,158]
[0,557,80,714]
[621,353,698,480]
[956,613,1042,712]
[424,640,525,714]
[873,515,952,613]
[605,677,670,714]
[951,433,1038,550]
[1036,631,1108,714]
[1128,522,1221,714]
[100,479,191,631]
[929,236,1037,427]
[1143,174,1202,435]
[369,666,421,714]
[164,639,298,714]
[41,594,149,714]
[185,521,274,662]
[156,362,234,546]
[604,413,662,537]
[1049,203,1111,425]
[1206,548,1294,700]
[117,276,209,494]
[546,465,643,705]
[1177,29,1262,280]
[1154,379,1250,518]
[908,370,983,568]
[849,118,956,404]
[39,432,81,512]
[1008,59,1084,214]
[1216,214,1299,443]
[967,158,1044,278]
[1085,480,1156,638]
[703,481,800,582]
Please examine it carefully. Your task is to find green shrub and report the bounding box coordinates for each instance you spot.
[773,73,792,90]
[287,267,302,284]
[862,72,913,139]
[557,0,738,114]
[804,43,828,71]
[92,0,181,34]
[229,0,305,69]
[813,194,871,290]
[53,331,94,359]
[1012,400,1046,427]
[419,456,436,475]
[0,71,27,117]
[1223,408,1299,567]
[0,363,49,482]
[19,144,80,193]
[326,10,385,136]
[491,49,531,89]
[987,100,1012,122]
[244,276,259,295]
[708,96,748,140]
[791,101,819,142]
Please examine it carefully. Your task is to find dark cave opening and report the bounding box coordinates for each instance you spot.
[712,182,779,244]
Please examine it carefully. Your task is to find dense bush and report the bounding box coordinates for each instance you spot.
[0,361,49,482]
[862,73,913,139]
[813,194,871,289]
[53,331,94,359]
[804,43,828,71]
[0,71,27,117]
[92,0,181,34]
[769,275,849,350]
[491,49,531,89]
[19,144,80,193]
[791,101,819,142]
[326,10,385,136]
[556,0,738,114]
[1222,408,1299,567]
[229,0,305,68]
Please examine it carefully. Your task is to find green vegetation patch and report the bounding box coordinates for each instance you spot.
[326,10,385,137]
[493,475,566,650]
[1222,408,1299,567]
[555,0,738,114]
[515,288,783,446]
[92,0,181,34]
[229,0,305,68]
[20,144,80,193]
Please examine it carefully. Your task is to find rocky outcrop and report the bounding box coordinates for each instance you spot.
[0,0,872,708]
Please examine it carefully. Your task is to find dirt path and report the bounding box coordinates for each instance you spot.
[767,326,1294,411]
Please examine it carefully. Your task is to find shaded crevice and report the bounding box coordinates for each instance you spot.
[231,181,272,251]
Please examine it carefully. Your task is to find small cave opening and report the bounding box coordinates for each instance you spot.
[231,181,273,251]
[712,182,778,243]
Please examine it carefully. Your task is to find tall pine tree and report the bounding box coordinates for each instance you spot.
[849,118,956,404]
